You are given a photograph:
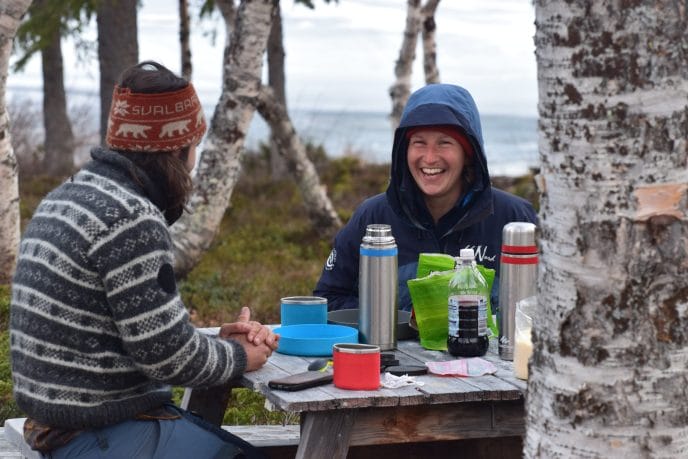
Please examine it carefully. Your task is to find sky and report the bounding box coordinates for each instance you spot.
[7,0,538,117]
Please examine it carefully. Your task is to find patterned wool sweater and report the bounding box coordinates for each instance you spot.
[10,148,247,430]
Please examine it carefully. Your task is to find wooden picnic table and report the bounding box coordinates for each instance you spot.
[183,329,526,459]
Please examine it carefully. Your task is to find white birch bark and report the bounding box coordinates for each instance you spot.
[389,0,421,129]
[0,0,33,284]
[255,85,342,234]
[171,0,275,277]
[420,0,440,84]
[526,1,688,457]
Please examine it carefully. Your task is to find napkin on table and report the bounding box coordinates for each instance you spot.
[425,358,497,377]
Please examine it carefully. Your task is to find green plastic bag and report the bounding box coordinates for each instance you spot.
[415,253,456,279]
[408,253,497,351]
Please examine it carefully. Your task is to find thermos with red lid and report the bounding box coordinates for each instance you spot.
[498,222,538,361]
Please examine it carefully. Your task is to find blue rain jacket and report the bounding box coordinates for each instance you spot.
[314,84,537,312]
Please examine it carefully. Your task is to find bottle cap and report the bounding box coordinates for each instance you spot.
[459,248,475,260]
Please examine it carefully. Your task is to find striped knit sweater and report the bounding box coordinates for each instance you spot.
[10,148,247,429]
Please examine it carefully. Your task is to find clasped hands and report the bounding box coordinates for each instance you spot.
[219,306,280,371]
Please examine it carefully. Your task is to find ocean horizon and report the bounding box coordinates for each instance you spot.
[246,108,539,177]
[7,84,539,177]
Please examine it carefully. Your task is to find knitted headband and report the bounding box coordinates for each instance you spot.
[106,83,207,152]
[406,126,473,157]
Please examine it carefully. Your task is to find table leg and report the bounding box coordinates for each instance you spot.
[296,409,356,459]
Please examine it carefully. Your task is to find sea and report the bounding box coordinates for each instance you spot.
[7,85,539,177]
[245,109,539,177]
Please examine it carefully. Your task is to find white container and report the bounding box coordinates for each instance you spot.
[513,296,536,380]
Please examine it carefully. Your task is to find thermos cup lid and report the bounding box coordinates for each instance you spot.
[502,222,537,252]
[333,343,380,354]
[363,224,394,244]
[459,248,475,259]
[281,296,327,305]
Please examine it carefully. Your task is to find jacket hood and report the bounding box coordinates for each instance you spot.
[385,83,492,232]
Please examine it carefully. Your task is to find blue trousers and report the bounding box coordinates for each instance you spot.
[45,405,265,459]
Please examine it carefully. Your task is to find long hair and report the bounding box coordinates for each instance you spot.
[113,61,194,221]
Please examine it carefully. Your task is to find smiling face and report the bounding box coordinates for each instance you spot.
[406,128,470,221]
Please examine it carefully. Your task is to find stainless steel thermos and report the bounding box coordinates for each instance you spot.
[358,224,398,351]
[498,222,538,361]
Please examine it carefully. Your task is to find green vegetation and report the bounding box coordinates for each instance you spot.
[0,147,537,426]
[179,148,390,328]
[0,285,22,422]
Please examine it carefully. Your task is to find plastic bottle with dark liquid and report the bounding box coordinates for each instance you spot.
[447,248,489,357]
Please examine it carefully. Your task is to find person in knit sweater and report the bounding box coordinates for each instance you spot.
[10,61,276,458]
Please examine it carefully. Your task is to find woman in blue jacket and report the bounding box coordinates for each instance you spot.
[314,83,537,313]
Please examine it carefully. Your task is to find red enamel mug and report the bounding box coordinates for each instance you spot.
[332,343,380,390]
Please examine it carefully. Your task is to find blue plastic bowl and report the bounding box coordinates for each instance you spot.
[274,324,359,357]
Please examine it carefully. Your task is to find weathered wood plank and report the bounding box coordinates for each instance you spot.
[409,373,482,403]
[2,420,39,459]
[451,374,523,400]
[313,385,405,409]
[492,400,526,433]
[297,409,356,459]
[397,340,525,400]
[259,384,335,412]
[0,428,24,459]
[487,356,528,392]
[221,425,300,447]
[347,400,525,446]
[3,418,300,455]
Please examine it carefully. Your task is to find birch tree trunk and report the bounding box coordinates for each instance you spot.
[255,85,342,234]
[171,0,276,277]
[389,0,441,128]
[0,0,33,284]
[526,1,688,456]
[420,0,440,84]
[389,0,421,129]
[179,0,192,81]
[267,2,289,179]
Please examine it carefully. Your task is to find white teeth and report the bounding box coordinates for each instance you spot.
[422,168,443,175]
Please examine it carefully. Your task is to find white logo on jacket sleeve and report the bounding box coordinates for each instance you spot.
[466,245,497,263]
[325,249,337,271]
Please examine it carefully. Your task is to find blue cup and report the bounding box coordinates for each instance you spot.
[280,296,328,326]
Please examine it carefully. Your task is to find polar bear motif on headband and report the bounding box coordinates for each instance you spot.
[159,120,191,138]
